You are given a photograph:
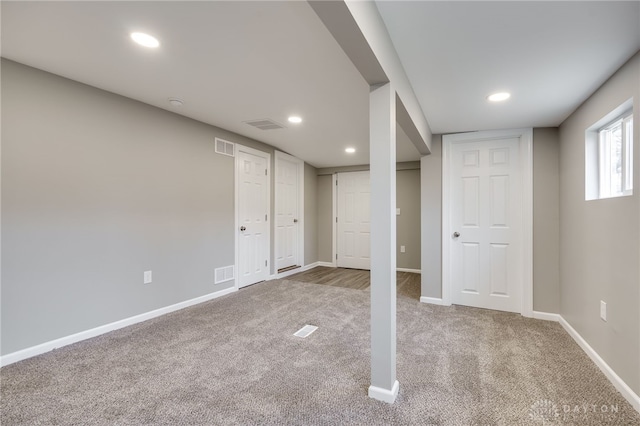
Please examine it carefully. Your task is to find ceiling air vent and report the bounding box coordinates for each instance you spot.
[243,118,286,131]
[215,138,235,157]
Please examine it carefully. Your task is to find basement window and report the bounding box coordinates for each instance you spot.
[585,100,634,200]
[599,114,633,198]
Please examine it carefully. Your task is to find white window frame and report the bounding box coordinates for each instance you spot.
[585,99,634,201]
[622,114,633,193]
[598,112,633,199]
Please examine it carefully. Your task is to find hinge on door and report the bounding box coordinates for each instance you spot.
[265,169,267,176]
[336,253,338,260]
[336,217,338,223]
[336,179,338,186]
[265,260,268,266]
[265,214,267,221]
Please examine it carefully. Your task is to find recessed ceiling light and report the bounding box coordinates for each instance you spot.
[131,32,160,48]
[168,98,183,107]
[487,92,511,102]
[345,147,356,153]
[288,116,302,124]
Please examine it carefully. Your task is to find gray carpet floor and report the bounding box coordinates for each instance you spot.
[2,278,639,425]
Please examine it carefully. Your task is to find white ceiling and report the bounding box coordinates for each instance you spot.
[1,1,420,168]
[376,1,640,134]
[3,2,639,167]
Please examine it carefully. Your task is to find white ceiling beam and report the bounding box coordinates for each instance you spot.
[309,0,432,155]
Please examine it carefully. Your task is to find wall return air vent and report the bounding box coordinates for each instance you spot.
[215,138,235,157]
[214,265,234,284]
[243,119,286,131]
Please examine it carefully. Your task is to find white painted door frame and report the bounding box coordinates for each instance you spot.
[442,128,533,317]
[235,144,271,290]
[274,151,304,272]
[331,173,337,267]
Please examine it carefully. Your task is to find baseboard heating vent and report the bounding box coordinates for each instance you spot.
[293,325,318,338]
[214,265,234,284]
[215,138,235,157]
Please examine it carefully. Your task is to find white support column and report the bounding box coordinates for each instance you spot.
[368,82,398,404]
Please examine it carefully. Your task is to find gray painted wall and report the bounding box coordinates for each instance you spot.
[532,128,560,313]
[396,169,421,270]
[315,168,421,270]
[559,52,639,394]
[1,59,317,355]
[420,135,442,298]
[304,163,318,265]
[317,175,334,263]
[420,132,562,313]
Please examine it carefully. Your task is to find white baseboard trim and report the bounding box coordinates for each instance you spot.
[273,262,320,280]
[420,296,451,306]
[559,316,640,412]
[300,263,419,274]
[304,262,419,273]
[368,380,399,404]
[397,268,421,273]
[303,262,319,270]
[532,311,560,322]
[0,286,237,367]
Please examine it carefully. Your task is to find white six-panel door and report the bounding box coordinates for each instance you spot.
[275,152,302,271]
[236,147,270,288]
[337,171,371,270]
[444,130,532,314]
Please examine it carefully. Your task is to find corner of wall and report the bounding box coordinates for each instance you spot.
[420,134,442,299]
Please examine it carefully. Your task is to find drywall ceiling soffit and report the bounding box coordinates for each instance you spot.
[308,0,388,86]
[309,0,430,155]
[397,95,430,156]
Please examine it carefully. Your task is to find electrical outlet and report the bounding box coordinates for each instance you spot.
[400,245,406,253]
[600,300,607,321]
[144,270,152,284]
[396,208,401,215]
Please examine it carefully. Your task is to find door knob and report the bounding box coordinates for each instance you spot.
[240,226,246,231]
[453,232,460,238]
[293,219,298,223]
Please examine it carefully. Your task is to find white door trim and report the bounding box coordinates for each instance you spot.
[274,151,304,271]
[442,128,533,317]
[235,144,271,290]
[331,173,337,266]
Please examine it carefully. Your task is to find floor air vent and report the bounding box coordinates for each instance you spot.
[293,325,318,338]
[243,119,286,130]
